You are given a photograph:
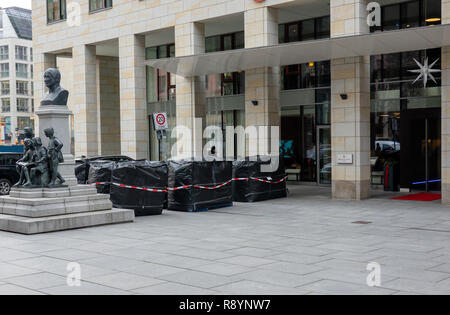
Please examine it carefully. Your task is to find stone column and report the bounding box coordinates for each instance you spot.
[330,0,371,200]
[72,44,98,157]
[118,34,148,160]
[442,2,450,204]
[244,7,280,157]
[174,22,206,159]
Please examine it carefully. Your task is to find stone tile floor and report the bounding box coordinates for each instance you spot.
[1,185,450,295]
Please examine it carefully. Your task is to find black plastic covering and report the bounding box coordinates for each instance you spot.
[75,162,89,184]
[87,161,115,194]
[168,160,233,211]
[232,157,287,202]
[110,161,168,215]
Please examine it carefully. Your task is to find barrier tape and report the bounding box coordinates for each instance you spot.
[88,176,287,192]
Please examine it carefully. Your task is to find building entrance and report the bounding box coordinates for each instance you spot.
[401,108,441,192]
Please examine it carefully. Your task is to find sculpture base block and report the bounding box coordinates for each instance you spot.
[0,209,134,235]
[0,185,134,234]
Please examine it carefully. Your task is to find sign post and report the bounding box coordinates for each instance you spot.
[152,113,169,161]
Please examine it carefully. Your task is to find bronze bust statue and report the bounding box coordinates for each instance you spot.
[41,68,69,106]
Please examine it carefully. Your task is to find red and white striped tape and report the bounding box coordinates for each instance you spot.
[88,176,287,192]
[194,180,232,190]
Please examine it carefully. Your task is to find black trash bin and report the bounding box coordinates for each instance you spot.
[167,160,233,212]
[233,157,287,202]
[110,160,168,216]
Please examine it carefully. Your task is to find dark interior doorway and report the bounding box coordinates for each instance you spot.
[400,108,441,192]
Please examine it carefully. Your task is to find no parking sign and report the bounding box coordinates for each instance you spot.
[153,112,169,131]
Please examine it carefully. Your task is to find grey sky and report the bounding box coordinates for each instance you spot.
[0,0,31,9]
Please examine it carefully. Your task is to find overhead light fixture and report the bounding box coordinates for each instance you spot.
[425,18,441,23]
[309,62,315,67]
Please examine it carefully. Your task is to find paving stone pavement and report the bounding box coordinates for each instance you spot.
[1,185,450,295]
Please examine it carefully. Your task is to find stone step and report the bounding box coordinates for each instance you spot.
[0,208,135,235]
[10,185,98,199]
[0,194,113,218]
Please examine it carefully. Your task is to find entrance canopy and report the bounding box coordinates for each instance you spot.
[145,24,450,76]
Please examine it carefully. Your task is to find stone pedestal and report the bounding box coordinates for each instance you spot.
[0,105,135,235]
[0,186,134,234]
[35,105,77,186]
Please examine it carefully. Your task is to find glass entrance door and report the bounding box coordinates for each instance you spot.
[400,108,441,192]
[317,126,331,185]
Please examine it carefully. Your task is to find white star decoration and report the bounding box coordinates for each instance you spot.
[408,58,442,88]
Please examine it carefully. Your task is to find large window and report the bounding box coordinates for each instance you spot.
[279,16,330,44]
[371,0,441,32]
[15,63,28,78]
[1,81,9,95]
[47,0,66,23]
[15,46,28,61]
[1,99,10,112]
[17,117,33,131]
[0,63,9,78]
[17,98,29,112]
[16,81,28,96]
[206,31,244,53]
[89,0,113,12]
[146,44,176,102]
[0,46,8,61]
[282,61,330,91]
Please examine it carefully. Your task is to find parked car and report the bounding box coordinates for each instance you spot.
[75,155,135,184]
[0,152,23,195]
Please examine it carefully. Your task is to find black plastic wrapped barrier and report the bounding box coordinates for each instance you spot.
[87,161,115,194]
[75,161,89,184]
[168,160,233,212]
[110,161,168,216]
[233,157,287,202]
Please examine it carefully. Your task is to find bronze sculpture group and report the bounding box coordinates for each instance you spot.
[14,67,69,188]
[15,127,65,188]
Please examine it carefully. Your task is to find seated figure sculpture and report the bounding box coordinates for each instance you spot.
[14,139,35,187]
[40,68,69,106]
[30,137,50,186]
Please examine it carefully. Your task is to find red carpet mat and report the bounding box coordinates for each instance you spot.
[392,193,442,202]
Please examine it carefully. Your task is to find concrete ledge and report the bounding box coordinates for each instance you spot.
[9,185,98,199]
[0,208,135,235]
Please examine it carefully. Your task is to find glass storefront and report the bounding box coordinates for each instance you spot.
[370,48,442,191]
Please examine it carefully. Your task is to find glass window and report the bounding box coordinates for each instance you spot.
[17,117,33,131]
[16,81,28,95]
[382,4,401,31]
[315,16,330,39]
[234,32,244,49]
[316,61,330,87]
[47,0,66,23]
[15,46,28,61]
[206,36,221,53]
[301,19,315,41]
[401,1,420,28]
[0,63,9,78]
[0,46,8,61]
[145,47,157,60]
[301,63,316,88]
[15,63,28,78]
[1,98,10,112]
[1,81,9,95]
[17,98,29,112]
[287,24,299,42]
[89,0,113,12]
